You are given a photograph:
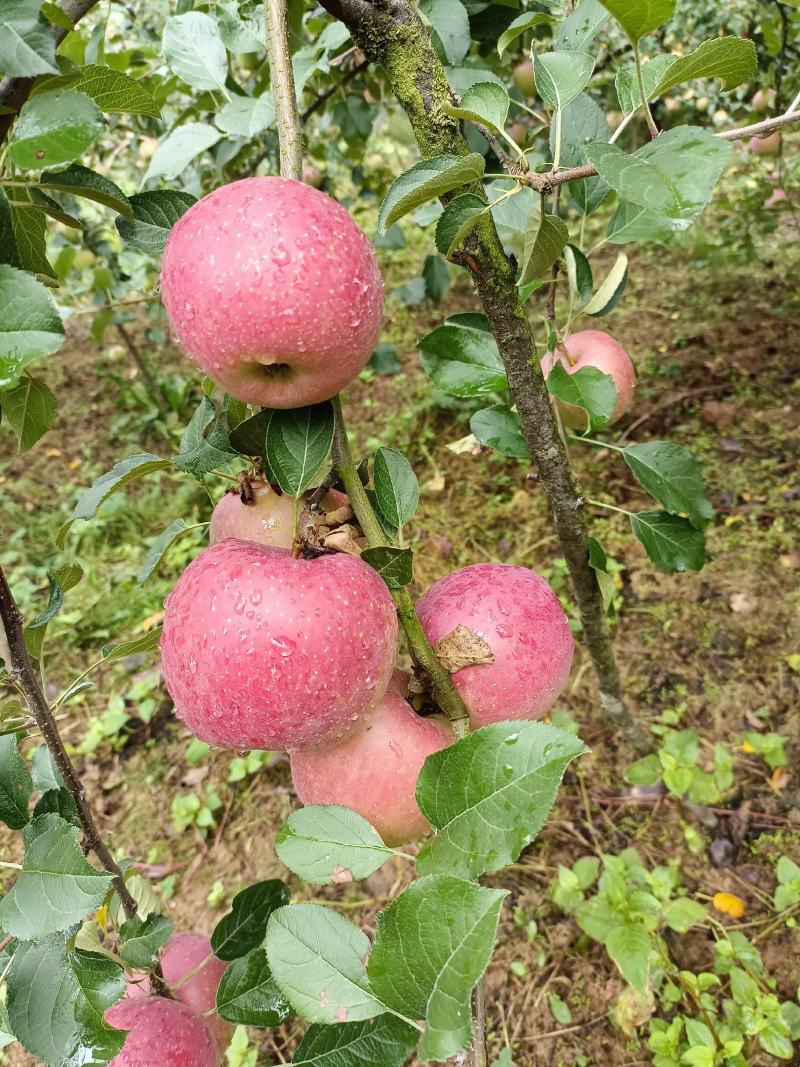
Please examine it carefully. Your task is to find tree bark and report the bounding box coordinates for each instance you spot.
[317,0,648,750]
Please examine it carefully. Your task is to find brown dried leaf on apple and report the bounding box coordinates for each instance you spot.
[323,525,364,556]
[434,624,494,673]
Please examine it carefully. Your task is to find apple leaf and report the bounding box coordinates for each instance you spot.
[554,0,609,51]
[8,90,103,171]
[115,190,196,254]
[368,876,506,1060]
[498,11,553,56]
[533,51,595,111]
[622,441,713,529]
[40,164,132,217]
[606,200,677,244]
[143,122,222,183]
[265,401,335,498]
[418,316,506,397]
[101,627,162,661]
[361,547,413,590]
[434,193,486,256]
[118,914,174,968]
[419,0,470,64]
[215,93,276,136]
[587,537,617,614]
[161,11,228,91]
[563,245,593,306]
[377,153,485,233]
[294,1015,420,1067]
[520,210,568,285]
[0,264,65,390]
[0,0,59,77]
[583,251,628,316]
[276,805,393,885]
[266,904,386,1024]
[35,63,161,117]
[137,518,194,585]
[6,185,56,279]
[615,54,674,113]
[416,722,588,880]
[618,37,757,109]
[215,948,292,1026]
[470,405,528,458]
[373,447,419,528]
[555,95,610,214]
[629,511,706,572]
[443,82,510,133]
[546,362,617,430]
[211,880,291,961]
[0,374,56,452]
[597,0,676,43]
[0,734,32,830]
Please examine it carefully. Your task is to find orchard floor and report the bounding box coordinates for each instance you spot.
[1,207,799,1067]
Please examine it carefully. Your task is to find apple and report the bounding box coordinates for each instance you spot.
[763,187,788,209]
[302,162,324,188]
[513,59,535,98]
[209,479,348,548]
[161,177,384,408]
[387,666,412,697]
[106,996,219,1067]
[290,689,451,845]
[160,540,398,750]
[540,329,636,429]
[138,137,158,161]
[416,563,573,728]
[750,131,781,156]
[752,88,775,113]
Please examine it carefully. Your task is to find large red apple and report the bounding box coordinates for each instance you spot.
[161,177,383,407]
[290,689,451,846]
[106,997,219,1067]
[160,541,397,750]
[416,563,573,729]
[209,480,347,548]
[541,329,635,429]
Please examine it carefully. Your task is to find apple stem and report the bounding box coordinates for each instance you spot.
[330,396,471,737]
[265,0,304,181]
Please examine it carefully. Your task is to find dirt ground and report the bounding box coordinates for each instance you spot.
[1,213,799,1066]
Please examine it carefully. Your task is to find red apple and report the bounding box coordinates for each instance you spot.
[387,667,412,697]
[290,689,451,846]
[541,329,636,429]
[161,177,383,408]
[106,997,219,1067]
[752,88,775,113]
[160,541,398,750]
[416,563,573,729]
[209,480,347,548]
[750,131,781,156]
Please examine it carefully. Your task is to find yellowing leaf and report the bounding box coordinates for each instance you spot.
[770,767,790,792]
[712,892,745,919]
[741,739,755,754]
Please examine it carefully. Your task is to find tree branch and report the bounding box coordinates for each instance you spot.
[0,564,139,921]
[265,0,303,180]
[0,0,102,145]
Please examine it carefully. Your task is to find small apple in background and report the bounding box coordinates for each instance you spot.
[750,131,781,156]
[752,88,775,113]
[160,540,398,751]
[763,187,788,209]
[540,329,636,429]
[138,137,158,161]
[416,563,573,729]
[290,689,451,846]
[209,479,347,548]
[106,996,219,1066]
[513,59,535,97]
[161,176,384,408]
[302,162,324,188]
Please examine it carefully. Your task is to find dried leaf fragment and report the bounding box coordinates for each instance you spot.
[434,624,494,673]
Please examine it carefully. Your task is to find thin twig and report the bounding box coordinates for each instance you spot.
[301,58,369,121]
[265,0,303,180]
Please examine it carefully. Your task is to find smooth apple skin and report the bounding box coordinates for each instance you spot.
[290,689,452,846]
[161,177,383,408]
[750,131,781,156]
[541,330,636,429]
[106,997,219,1067]
[160,541,398,750]
[162,934,232,1051]
[209,480,347,548]
[416,563,573,728]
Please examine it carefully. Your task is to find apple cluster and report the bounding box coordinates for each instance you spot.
[157,177,576,844]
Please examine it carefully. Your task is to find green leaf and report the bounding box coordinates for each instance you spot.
[173,405,236,482]
[419,0,470,64]
[520,211,568,285]
[28,187,81,230]
[587,536,616,614]
[32,786,79,823]
[137,518,193,584]
[143,123,222,183]
[0,191,20,269]
[6,185,56,279]
[119,913,174,968]
[7,938,126,1065]
[663,898,706,933]
[40,164,132,217]
[418,316,506,397]
[606,200,677,245]
[56,453,170,547]
[0,733,32,830]
[215,93,276,136]
[293,1016,420,1067]
[555,95,610,214]
[585,125,732,223]
[605,922,651,993]
[443,82,510,133]
[0,814,113,939]
[563,244,593,306]
[216,948,292,1026]
[422,254,450,304]
[161,11,228,91]
[434,193,486,257]
[651,36,756,99]
[216,0,266,51]
[39,63,160,117]
[416,722,587,880]
[373,448,419,528]
[0,264,64,389]
[377,153,485,233]
[554,0,609,51]
[597,0,676,42]
[266,903,386,1024]
[228,408,269,456]
[30,745,62,792]
[8,90,103,171]
[0,0,58,77]
[470,404,528,458]
[624,753,661,787]
[622,441,713,529]
[101,627,162,661]
[546,362,616,430]
[583,251,628,316]
[265,402,335,497]
[629,511,705,572]
[115,190,196,254]
[497,12,554,57]
[0,374,56,452]
[276,805,393,886]
[368,876,506,1060]
[615,55,674,113]
[533,51,595,111]
[361,547,413,590]
[211,880,291,961]
[24,568,69,661]
[369,344,402,375]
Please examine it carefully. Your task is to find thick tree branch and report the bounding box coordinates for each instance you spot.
[0,0,102,144]
[0,564,139,921]
[265,0,303,180]
[319,0,649,752]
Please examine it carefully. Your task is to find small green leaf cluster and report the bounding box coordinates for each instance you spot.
[626,728,734,803]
